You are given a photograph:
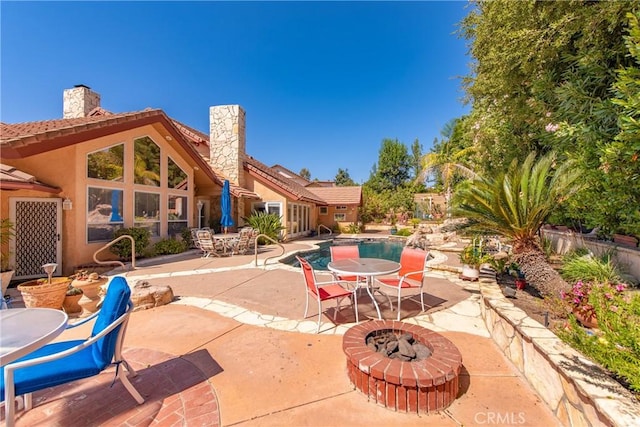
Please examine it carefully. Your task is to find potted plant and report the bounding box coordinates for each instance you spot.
[17,263,71,309]
[459,243,489,281]
[71,270,108,314]
[1,218,15,297]
[63,283,84,315]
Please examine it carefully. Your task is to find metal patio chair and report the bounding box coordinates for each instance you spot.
[1,277,144,427]
[297,256,358,333]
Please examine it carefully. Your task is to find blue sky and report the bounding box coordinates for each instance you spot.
[1,1,471,184]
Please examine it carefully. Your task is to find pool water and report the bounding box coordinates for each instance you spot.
[283,239,405,271]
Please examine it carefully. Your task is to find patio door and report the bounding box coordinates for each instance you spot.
[9,197,63,280]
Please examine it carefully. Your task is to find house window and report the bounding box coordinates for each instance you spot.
[168,157,188,190]
[87,144,124,182]
[167,195,188,237]
[252,202,282,217]
[134,136,160,186]
[336,205,347,211]
[134,191,160,236]
[319,206,328,215]
[87,187,124,242]
[334,213,346,221]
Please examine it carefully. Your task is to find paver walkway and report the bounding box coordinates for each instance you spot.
[2,238,561,426]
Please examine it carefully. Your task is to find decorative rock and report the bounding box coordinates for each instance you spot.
[131,281,174,311]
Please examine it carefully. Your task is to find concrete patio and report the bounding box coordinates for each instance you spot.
[2,238,561,426]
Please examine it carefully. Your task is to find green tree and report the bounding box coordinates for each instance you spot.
[410,138,423,180]
[367,138,411,192]
[417,118,476,205]
[335,168,356,186]
[299,168,311,181]
[459,0,639,236]
[452,152,582,297]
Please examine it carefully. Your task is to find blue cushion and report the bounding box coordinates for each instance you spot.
[0,277,132,402]
[91,277,131,366]
[0,340,102,399]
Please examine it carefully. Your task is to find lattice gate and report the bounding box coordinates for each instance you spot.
[11,198,62,280]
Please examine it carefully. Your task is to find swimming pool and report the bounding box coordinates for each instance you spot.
[282,239,405,271]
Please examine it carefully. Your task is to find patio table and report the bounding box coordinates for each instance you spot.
[212,233,240,255]
[327,258,400,320]
[0,308,68,366]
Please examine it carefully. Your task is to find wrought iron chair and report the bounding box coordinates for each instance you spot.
[297,256,358,333]
[373,247,430,321]
[1,277,144,427]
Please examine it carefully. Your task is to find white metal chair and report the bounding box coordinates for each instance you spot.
[0,277,144,427]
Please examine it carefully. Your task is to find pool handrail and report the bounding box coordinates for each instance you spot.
[317,224,332,236]
[254,234,285,269]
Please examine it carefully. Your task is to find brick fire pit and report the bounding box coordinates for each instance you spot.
[342,320,462,414]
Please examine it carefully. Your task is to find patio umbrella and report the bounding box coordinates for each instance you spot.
[220,180,234,233]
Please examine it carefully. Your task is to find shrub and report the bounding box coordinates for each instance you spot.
[395,228,413,237]
[109,227,150,259]
[181,227,194,248]
[342,223,361,234]
[560,252,623,284]
[459,243,490,268]
[556,282,640,393]
[153,238,188,255]
[243,211,284,244]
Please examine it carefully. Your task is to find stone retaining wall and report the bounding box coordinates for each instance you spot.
[479,281,639,426]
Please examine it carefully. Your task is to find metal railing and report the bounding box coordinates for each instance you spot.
[254,234,285,269]
[317,224,332,237]
[93,235,136,271]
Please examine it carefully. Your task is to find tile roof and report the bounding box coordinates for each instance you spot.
[0,163,61,193]
[306,186,362,205]
[0,109,253,199]
[245,156,327,205]
[270,164,311,187]
[1,103,358,205]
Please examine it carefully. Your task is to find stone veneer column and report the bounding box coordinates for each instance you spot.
[209,105,246,187]
[63,85,100,118]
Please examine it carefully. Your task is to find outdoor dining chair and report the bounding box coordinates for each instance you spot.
[196,230,225,257]
[297,256,358,333]
[329,245,365,284]
[373,247,430,321]
[232,227,256,255]
[0,276,144,427]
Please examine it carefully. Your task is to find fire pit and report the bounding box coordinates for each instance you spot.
[343,320,462,414]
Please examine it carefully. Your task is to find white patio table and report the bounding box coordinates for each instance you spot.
[327,258,400,320]
[0,308,68,366]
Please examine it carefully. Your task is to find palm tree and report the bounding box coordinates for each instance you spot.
[452,152,582,297]
[417,120,476,212]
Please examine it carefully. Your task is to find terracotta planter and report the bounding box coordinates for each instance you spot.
[63,293,84,315]
[17,277,71,309]
[72,277,108,315]
[613,234,639,248]
[1,270,14,297]
[573,310,598,329]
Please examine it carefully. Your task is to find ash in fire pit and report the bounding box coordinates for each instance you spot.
[366,330,432,361]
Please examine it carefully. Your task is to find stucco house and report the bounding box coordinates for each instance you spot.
[0,85,361,278]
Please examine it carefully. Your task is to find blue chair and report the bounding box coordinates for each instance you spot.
[1,277,144,426]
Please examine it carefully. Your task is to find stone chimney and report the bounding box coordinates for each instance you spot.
[63,84,100,118]
[209,105,246,186]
